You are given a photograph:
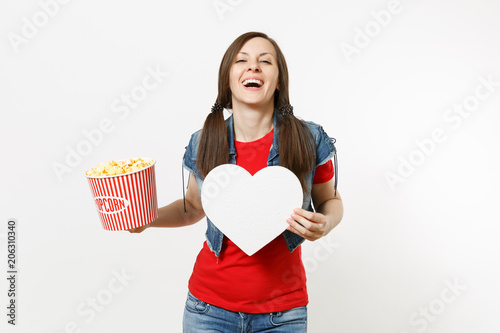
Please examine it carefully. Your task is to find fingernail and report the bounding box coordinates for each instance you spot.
[293,208,300,213]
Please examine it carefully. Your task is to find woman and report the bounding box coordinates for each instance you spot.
[129,31,343,332]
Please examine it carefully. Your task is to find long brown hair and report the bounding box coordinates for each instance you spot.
[196,32,315,192]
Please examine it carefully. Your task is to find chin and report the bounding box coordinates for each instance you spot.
[236,96,273,107]
[241,101,270,108]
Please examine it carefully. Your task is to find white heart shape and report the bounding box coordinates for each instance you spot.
[201,164,303,256]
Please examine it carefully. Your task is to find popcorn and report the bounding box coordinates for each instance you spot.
[85,158,154,177]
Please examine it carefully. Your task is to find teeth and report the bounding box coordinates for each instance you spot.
[242,79,263,87]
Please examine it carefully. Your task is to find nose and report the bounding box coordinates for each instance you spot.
[247,59,261,72]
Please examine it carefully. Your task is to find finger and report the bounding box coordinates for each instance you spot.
[293,208,318,222]
[286,223,306,238]
[292,212,327,234]
[290,213,314,230]
[291,211,327,237]
[287,217,311,237]
[128,225,145,233]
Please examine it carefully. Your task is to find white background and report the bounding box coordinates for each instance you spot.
[1,0,499,332]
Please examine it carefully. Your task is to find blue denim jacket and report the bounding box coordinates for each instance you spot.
[183,111,336,257]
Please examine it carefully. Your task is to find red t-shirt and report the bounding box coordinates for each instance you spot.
[188,128,334,313]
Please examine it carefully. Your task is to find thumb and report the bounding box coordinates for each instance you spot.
[127,225,148,233]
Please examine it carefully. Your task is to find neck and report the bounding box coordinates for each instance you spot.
[232,102,274,142]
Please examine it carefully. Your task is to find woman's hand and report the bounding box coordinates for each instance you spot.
[286,208,328,241]
[125,173,206,233]
[287,179,343,241]
[127,224,149,233]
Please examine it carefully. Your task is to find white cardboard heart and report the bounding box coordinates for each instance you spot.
[201,164,303,256]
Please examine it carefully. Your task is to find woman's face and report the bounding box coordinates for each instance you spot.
[229,37,279,109]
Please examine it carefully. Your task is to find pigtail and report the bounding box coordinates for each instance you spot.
[277,106,315,193]
[197,103,229,178]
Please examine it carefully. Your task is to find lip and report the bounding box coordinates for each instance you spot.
[241,76,264,91]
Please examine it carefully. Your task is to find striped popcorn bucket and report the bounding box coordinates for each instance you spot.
[86,161,158,231]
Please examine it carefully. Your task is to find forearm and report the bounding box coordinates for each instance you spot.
[148,199,205,228]
[316,197,343,236]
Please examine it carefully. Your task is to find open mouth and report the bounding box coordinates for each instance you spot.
[242,78,264,88]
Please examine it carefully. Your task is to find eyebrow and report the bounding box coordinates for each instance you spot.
[238,52,275,58]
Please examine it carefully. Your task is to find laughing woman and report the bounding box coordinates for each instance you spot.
[129,31,343,332]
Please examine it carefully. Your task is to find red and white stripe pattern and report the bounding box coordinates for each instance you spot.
[86,164,158,231]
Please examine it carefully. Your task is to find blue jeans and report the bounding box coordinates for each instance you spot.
[183,291,307,332]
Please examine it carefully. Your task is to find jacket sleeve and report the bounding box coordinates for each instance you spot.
[315,125,336,167]
[182,133,196,175]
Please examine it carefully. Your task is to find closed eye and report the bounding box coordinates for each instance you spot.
[235,59,271,64]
